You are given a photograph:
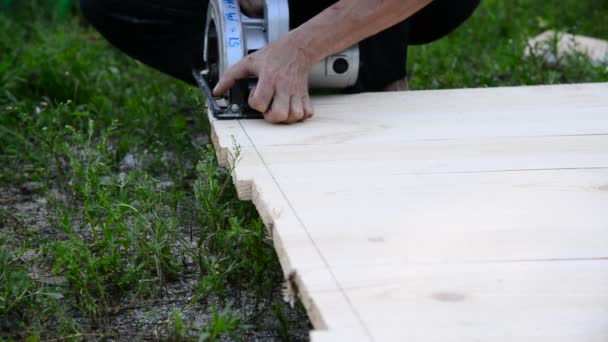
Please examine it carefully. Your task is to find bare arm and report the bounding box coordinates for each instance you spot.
[292,0,431,65]
[213,0,432,124]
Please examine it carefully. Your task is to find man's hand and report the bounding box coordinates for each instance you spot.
[215,0,433,124]
[213,38,315,124]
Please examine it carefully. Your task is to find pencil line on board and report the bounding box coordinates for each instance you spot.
[237,120,376,341]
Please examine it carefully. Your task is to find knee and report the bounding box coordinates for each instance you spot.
[79,0,96,23]
[80,0,105,28]
[408,0,481,45]
[80,0,128,43]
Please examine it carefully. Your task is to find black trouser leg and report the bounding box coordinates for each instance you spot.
[408,0,482,46]
[80,0,207,85]
[289,0,480,91]
[81,0,480,90]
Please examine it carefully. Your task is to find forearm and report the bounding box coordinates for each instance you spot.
[289,0,432,64]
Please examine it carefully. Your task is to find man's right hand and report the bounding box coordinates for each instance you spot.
[213,36,315,124]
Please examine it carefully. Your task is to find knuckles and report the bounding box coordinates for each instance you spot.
[266,110,289,123]
[288,112,305,123]
[248,96,267,113]
[241,63,314,124]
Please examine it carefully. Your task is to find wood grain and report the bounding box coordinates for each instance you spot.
[209,83,608,341]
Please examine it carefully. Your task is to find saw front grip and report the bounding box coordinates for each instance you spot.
[192,68,262,120]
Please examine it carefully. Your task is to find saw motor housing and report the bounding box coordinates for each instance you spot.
[194,0,360,119]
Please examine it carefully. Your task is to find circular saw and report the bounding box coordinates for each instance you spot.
[193,0,360,119]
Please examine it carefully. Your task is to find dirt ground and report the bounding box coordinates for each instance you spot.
[0,183,311,340]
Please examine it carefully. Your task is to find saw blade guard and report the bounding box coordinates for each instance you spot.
[204,0,246,89]
[202,0,289,117]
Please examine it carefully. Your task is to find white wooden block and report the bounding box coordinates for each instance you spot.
[525,30,608,65]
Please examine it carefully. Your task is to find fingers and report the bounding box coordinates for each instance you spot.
[265,92,290,123]
[303,95,314,119]
[217,59,310,124]
[264,95,312,124]
[213,60,252,96]
[286,96,305,124]
[255,85,313,124]
[249,78,275,113]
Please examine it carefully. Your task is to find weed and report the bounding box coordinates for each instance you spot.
[192,147,281,307]
[272,302,294,342]
[0,234,78,339]
[0,236,37,319]
[198,307,249,342]
[45,119,186,315]
[169,308,190,340]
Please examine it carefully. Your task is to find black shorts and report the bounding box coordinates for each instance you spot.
[80,0,480,91]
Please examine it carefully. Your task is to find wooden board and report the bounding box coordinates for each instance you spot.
[208,83,608,341]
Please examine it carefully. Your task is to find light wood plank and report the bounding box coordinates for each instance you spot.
[209,83,608,341]
[236,83,608,147]
[343,261,608,342]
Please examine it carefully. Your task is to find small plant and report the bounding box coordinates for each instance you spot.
[0,236,37,319]
[272,302,293,342]
[194,254,236,301]
[44,119,187,315]
[169,308,190,340]
[192,147,281,309]
[198,307,248,342]
[0,234,76,339]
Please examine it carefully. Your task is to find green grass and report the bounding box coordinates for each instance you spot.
[408,0,608,88]
[1,0,607,340]
[1,1,308,340]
